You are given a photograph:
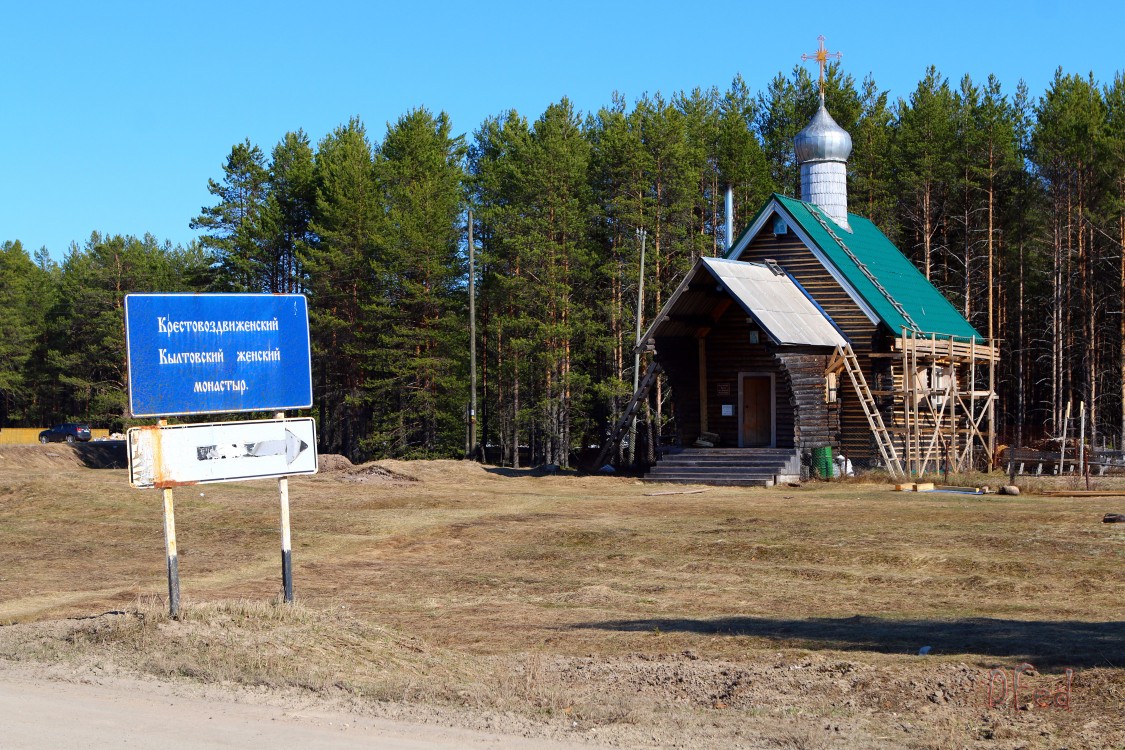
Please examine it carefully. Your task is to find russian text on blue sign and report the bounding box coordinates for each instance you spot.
[125,294,313,417]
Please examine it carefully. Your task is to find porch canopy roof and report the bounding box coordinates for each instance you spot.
[640,257,847,349]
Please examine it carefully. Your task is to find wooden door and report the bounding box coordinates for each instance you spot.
[741,375,772,447]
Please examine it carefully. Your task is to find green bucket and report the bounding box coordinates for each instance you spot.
[813,446,834,479]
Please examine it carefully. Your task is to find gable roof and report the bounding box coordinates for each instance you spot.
[728,194,983,342]
[641,257,847,349]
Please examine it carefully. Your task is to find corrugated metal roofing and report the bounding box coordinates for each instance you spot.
[702,258,847,347]
[640,257,846,349]
[730,194,984,342]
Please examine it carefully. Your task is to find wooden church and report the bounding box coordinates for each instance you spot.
[606,46,998,485]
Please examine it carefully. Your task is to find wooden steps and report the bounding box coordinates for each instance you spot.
[644,448,800,487]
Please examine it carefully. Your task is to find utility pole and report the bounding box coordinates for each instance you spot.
[468,210,479,460]
[628,229,646,466]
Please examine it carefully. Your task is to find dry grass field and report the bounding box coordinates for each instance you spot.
[0,444,1122,748]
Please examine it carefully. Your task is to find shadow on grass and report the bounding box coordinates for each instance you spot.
[573,615,1123,668]
[72,441,127,469]
[483,465,589,478]
[484,466,545,478]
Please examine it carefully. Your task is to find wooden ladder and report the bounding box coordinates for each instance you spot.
[830,343,905,480]
[594,361,663,469]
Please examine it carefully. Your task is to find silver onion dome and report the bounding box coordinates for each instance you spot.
[794,103,852,163]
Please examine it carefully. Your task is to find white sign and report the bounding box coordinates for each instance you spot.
[128,418,318,489]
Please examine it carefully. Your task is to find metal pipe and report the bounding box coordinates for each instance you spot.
[468,211,478,460]
[724,186,734,252]
[162,487,180,618]
[276,410,293,604]
[629,229,646,465]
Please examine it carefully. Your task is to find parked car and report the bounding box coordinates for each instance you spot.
[38,423,92,443]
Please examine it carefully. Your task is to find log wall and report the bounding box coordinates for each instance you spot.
[656,304,837,451]
[735,227,886,463]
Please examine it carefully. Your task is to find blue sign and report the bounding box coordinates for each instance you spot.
[125,294,313,417]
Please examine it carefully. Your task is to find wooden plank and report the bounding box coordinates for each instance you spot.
[969,338,976,468]
[162,487,181,619]
[698,335,709,435]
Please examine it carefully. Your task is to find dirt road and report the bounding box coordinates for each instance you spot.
[0,663,597,750]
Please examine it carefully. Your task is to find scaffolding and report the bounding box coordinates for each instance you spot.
[882,329,999,477]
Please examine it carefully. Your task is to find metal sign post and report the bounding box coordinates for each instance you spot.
[124,294,315,617]
[128,418,316,612]
[155,419,182,619]
[162,486,181,618]
[276,411,293,603]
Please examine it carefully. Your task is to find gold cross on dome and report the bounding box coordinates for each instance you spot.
[801,35,842,102]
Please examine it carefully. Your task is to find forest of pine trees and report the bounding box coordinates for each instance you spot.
[3,64,1125,467]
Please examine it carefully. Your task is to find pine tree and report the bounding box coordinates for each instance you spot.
[1000,80,1050,444]
[821,64,863,133]
[264,130,316,293]
[636,93,696,314]
[519,100,593,467]
[952,74,985,319]
[895,66,958,283]
[1032,70,1109,438]
[716,75,773,239]
[23,248,60,426]
[587,95,653,462]
[190,140,271,291]
[850,75,897,233]
[973,76,1021,345]
[305,118,380,459]
[1105,73,1125,446]
[368,108,467,457]
[756,69,811,198]
[47,234,207,430]
[0,241,52,426]
[472,101,594,467]
[675,86,722,260]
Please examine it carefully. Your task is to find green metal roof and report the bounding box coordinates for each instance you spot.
[739,194,983,342]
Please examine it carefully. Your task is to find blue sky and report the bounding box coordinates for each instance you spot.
[3,0,1123,259]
